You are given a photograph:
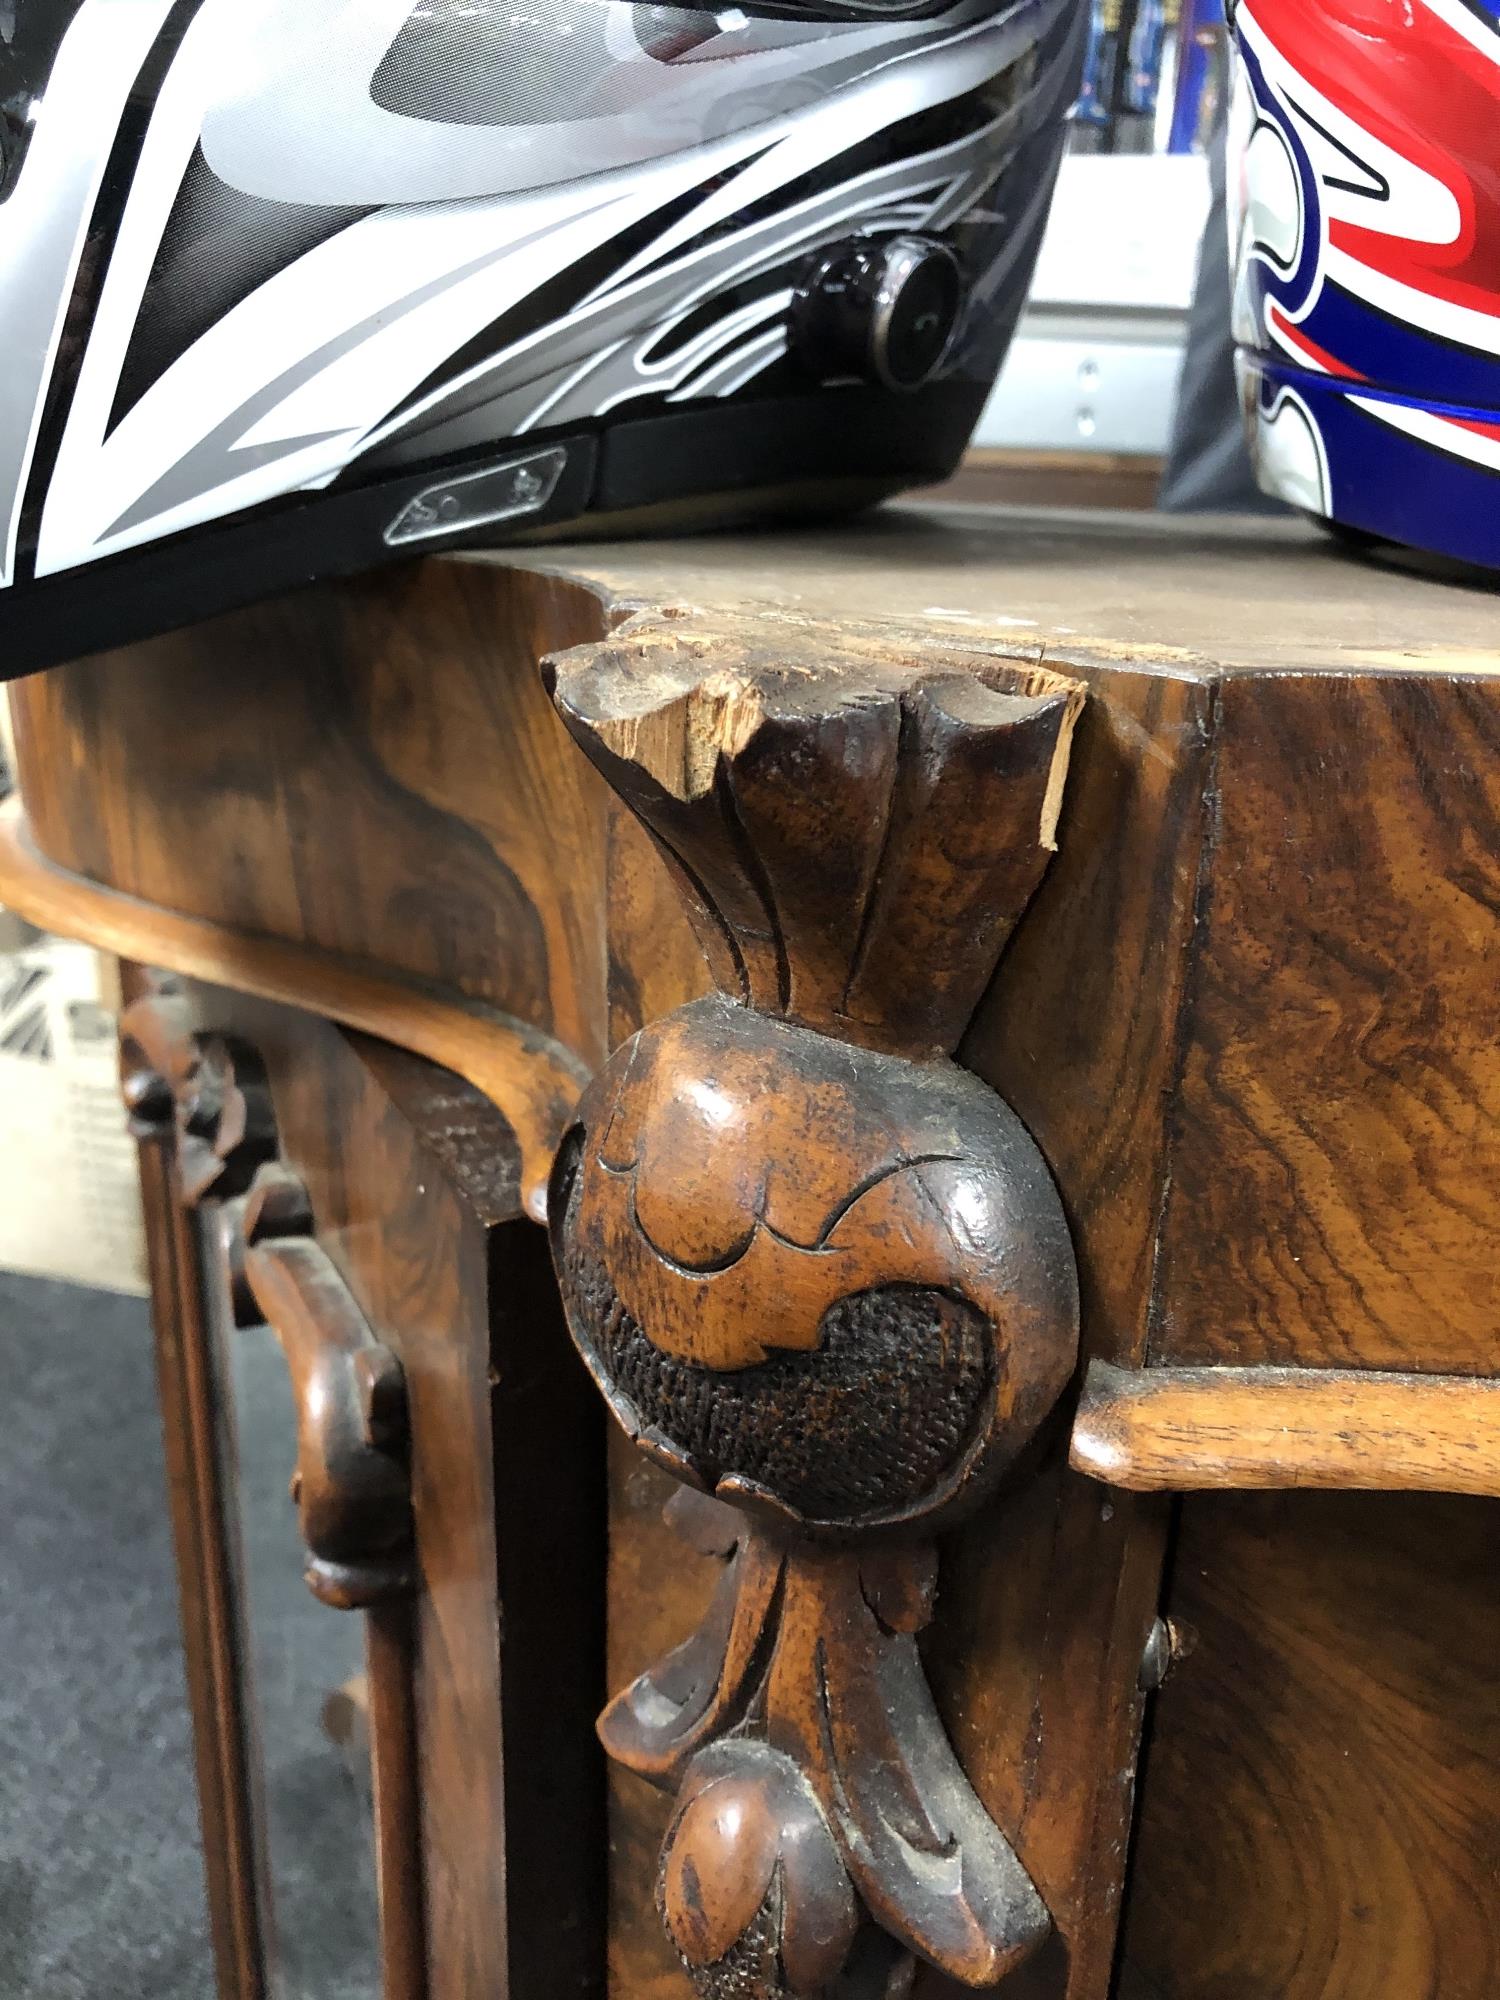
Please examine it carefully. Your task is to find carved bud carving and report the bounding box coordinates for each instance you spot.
[546,617,1085,1999]
[119,987,277,1204]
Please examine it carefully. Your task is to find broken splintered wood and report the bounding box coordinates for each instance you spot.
[546,612,1086,1056]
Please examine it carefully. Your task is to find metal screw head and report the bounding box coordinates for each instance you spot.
[1139,1617,1196,1692]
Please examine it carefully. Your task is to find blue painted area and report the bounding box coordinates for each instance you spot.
[1296,281,1500,411]
[1246,354,1500,570]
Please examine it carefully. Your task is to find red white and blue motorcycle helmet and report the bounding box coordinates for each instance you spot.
[0,0,1085,676]
[1228,0,1500,571]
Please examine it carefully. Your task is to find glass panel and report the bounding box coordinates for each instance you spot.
[198,1217,384,2000]
[1072,0,1230,157]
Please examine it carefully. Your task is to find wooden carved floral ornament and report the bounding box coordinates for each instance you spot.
[546,617,1085,2000]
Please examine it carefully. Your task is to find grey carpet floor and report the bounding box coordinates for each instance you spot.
[0,1272,381,2000]
[0,1273,214,2000]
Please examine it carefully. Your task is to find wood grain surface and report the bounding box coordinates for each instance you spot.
[1118,1490,1500,2000]
[1150,671,1500,1376]
[1072,1361,1500,1496]
[498,506,1500,676]
[965,667,1216,1367]
[9,560,615,1064]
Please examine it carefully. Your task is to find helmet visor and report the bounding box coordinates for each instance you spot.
[1,2,91,201]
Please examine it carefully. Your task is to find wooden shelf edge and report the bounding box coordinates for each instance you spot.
[1070,1360,1500,1498]
[0,797,589,1224]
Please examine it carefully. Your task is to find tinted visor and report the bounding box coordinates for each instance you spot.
[1,1,89,200]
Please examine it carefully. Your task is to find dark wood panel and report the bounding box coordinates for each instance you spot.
[1152,672,1500,1376]
[923,1468,1168,2000]
[1119,1490,1500,2000]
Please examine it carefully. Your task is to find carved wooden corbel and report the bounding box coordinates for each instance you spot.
[545,619,1085,1999]
[241,1205,416,1612]
[118,995,415,1607]
[118,988,423,1986]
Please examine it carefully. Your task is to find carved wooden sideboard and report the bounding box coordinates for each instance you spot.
[2,506,1496,2000]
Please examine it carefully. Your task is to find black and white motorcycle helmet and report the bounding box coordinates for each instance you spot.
[0,0,1084,675]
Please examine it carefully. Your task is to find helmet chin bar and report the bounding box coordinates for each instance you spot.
[1,380,985,681]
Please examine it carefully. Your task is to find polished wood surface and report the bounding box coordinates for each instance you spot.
[1118,1491,1500,2000]
[10,561,614,1063]
[1072,1361,1500,1497]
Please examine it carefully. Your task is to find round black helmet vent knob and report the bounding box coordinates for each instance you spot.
[791,234,967,393]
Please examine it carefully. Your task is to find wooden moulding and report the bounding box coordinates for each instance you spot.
[0,795,588,1223]
[1071,1361,1500,1499]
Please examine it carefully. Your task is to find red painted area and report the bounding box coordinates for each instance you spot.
[1248,0,1500,322]
[1449,408,1500,442]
